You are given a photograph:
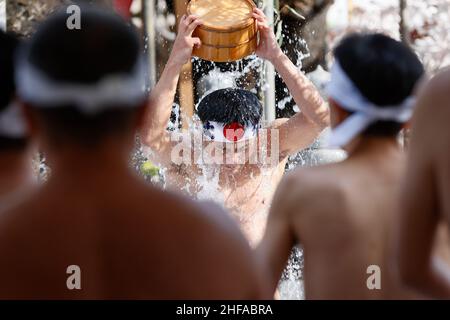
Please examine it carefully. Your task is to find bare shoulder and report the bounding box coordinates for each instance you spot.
[194,200,248,237]
[170,193,252,246]
[410,69,450,155]
[185,199,267,298]
[183,199,255,263]
[142,185,238,233]
[285,165,348,198]
[135,186,265,298]
[275,165,350,218]
[428,67,450,92]
[0,189,43,234]
[153,188,244,242]
[416,68,450,114]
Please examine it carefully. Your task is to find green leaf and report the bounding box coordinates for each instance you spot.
[141,161,160,177]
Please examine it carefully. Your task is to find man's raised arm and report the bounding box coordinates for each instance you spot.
[140,15,202,164]
[253,8,330,159]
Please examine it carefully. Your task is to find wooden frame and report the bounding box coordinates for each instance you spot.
[174,0,195,129]
[187,0,258,62]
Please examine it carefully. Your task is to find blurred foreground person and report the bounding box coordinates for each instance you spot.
[397,68,450,298]
[0,31,34,211]
[258,33,424,299]
[0,7,265,300]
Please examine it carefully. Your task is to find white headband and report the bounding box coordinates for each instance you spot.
[203,121,259,143]
[15,57,148,115]
[0,102,27,138]
[325,61,415,148]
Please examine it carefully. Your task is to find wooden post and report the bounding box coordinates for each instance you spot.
[399,0,411,148]
[143,0,156,86]
[264,0,276,123]
[174,0,194,129]
[399,0,409,45]
[348,0,353,23]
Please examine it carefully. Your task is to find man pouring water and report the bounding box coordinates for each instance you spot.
[141,7,329,245]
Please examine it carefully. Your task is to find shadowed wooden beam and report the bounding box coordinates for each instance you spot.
[142,0,156,86]
[174,0,194,130]
[399,0,411,148]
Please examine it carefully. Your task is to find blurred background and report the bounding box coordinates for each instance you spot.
[1,0,449,299]
[3,0,449,119]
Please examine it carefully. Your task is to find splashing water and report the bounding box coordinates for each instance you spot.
[195,163,224,203]
[151,53,308,299]
[193,54,264,101]
[140,4,330,299]
[280,247,305,300]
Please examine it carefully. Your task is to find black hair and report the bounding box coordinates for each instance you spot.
[334,33,425,137]
[0,31,17,111]
[0,30,28,151]
[22,5,144,147]
[197,88,263,127]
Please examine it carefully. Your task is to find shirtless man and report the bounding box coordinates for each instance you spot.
[0,31,34,210]
[0,7,265,299]
[396,68,450,299]
[257,33,425,299]
[141,8,329,245]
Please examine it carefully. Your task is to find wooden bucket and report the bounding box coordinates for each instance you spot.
[187,0,258,62]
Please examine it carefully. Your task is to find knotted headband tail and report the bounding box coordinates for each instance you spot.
[15,54,148,115]
[203,121,259,143]
[325,61,415,148]
[0,102,27,138]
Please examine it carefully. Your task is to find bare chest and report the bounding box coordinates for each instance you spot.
[166,161,286,216]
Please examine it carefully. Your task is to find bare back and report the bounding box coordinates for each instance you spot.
[291,146,405,299]
[0,171,263,299]
[259,141,407,299]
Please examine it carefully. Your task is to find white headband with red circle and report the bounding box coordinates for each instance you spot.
[203,121,259,143]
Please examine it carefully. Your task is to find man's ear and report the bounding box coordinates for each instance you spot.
[402,120,412,130]
[134,100,149,130]
[329,98,349,125]
[18,101,39,137]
